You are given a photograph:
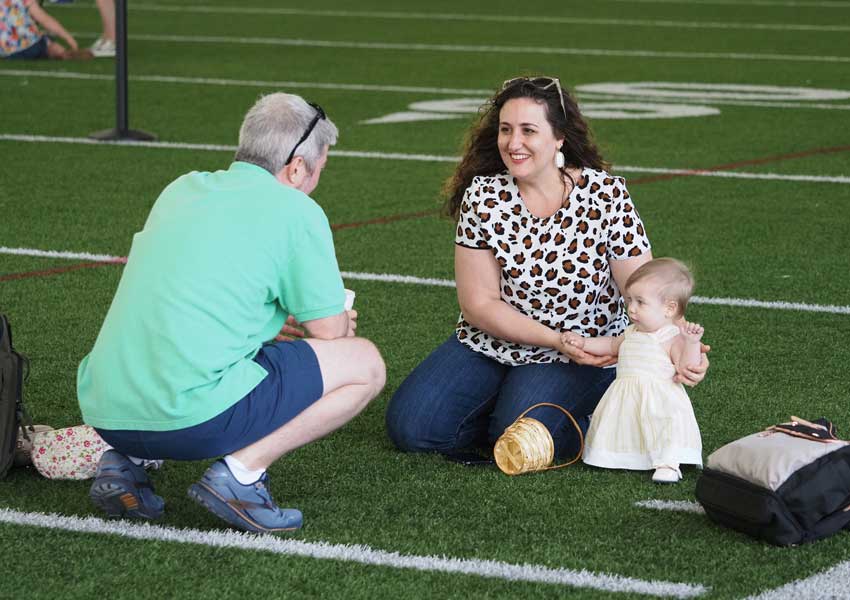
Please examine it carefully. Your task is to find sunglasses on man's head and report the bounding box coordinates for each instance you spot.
[284,101,326,166]
[501,76,567,122]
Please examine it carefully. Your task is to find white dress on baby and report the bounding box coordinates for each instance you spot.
[582,324,703,470]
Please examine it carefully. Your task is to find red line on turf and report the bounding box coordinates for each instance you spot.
[0,259,127,283]
[330,144,850,228]
[4,144,848,284]
[331,208,440,231]
[628,144,850,185]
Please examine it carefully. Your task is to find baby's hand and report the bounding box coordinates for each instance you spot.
[680,321,704,342]
[561,331,585,348]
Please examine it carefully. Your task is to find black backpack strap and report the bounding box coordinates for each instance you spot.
[0,314,11,352]
[2,316,34,440]
[768,416,841,443]
[15,351,33,439]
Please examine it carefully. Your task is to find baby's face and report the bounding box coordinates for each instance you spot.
[625,278,673,333]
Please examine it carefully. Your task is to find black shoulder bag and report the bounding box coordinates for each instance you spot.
[1,314,32,478]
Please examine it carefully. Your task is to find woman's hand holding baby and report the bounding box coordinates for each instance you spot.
[558,331,618,367]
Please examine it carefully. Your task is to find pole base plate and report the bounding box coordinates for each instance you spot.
[89,128,157,142]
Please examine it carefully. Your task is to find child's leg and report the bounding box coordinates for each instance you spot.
[96,0,116,41]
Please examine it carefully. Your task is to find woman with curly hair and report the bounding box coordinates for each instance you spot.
[386,77,707,463]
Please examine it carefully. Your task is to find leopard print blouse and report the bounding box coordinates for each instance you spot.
[454,168,651,366]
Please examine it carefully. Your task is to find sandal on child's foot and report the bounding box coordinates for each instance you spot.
[652,465,682,484]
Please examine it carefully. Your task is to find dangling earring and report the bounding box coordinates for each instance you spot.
[555,149,565,169]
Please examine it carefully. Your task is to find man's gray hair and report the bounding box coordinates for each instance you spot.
[235,93,338,174]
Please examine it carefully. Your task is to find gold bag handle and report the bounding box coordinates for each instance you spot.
[493,402,584,475]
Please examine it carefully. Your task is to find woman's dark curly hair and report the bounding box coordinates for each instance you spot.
[443,78,609,220]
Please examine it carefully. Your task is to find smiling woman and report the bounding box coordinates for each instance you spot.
[385,76,707,464]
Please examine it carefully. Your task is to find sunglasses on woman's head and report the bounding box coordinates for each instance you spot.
[501,76,567,122]
[285,101,326,166]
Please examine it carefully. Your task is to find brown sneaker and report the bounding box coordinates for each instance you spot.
[14,424,53,467]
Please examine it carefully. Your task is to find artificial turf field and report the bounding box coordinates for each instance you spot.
[1,1,850,598]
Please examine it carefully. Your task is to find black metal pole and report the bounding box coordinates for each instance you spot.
[115,0,128,135]
[90,0,155,141]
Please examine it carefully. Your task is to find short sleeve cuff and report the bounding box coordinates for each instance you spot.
[293,303,345,323]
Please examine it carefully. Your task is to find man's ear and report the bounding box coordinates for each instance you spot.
[275,156,307,188]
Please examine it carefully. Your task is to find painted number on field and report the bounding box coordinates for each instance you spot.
[576,82,850,102]
[362,82,850,124]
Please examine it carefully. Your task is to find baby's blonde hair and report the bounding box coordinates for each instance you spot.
[625,258,695,318]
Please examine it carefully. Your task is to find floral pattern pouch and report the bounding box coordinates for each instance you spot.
[31,425,111,480]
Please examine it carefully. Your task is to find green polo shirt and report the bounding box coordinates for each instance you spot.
[78,162,345,431]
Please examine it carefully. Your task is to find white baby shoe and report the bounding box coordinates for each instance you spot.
[652,465,682,484]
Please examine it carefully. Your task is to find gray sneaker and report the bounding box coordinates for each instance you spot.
[188,460,302,533]
[89,450,165,519]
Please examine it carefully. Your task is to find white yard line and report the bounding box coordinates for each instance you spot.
[2,134,849,184]
[0,247,126,263]
[339,271,457,289]
[743,561,850,599]
[635,499,850,600]
[54,3,850,32]
[576,94,850,112]
[0,508,707,598]
[2,247,849,316]
[64,32,850,64]
[611,168,850,185]
[688,296,850,314]
[0,133,238,153]
[602,0,850,7]
[4,70,850,112]
[0,69,493,96]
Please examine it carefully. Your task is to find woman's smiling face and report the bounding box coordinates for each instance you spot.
[497,97,562,181]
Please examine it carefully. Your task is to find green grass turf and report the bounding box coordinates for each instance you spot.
[2,0,850,598]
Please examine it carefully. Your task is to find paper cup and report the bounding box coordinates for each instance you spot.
[344,288,356,310]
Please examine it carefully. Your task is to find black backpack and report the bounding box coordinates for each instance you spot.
[1,314,32,479]
[696,417,850,546]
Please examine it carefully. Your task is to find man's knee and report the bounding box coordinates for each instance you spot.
[358,337,386,398]
[306,336,385,397]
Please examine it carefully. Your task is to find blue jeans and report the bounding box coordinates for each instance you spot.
[386,335,615,459]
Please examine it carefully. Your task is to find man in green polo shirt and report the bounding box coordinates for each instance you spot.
[78,93,386,533]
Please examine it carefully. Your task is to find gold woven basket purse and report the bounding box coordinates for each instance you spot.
[493,402,584,475]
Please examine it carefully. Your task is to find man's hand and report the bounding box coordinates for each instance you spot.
[274,315,306,342]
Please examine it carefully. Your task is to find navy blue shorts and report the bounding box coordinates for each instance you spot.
[95,340,323,460]
[7,37,48,59]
